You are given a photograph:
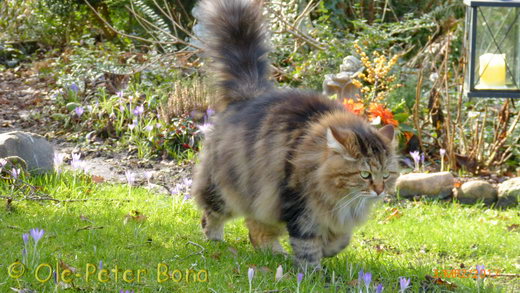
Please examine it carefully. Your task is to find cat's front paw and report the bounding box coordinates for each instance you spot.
[294,256,322,273]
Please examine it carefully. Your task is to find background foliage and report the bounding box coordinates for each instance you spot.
[0,0,518,174]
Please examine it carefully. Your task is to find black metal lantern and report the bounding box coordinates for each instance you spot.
[464,0,520,98]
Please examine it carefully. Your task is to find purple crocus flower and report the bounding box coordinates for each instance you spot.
[476,265,485,276]
[376,283,384,293]
[203,108,216,124]
[99,260,103,270]
[119,105,125,112]
[197,123,214,135]
[70,83,79,92]
[183,194,191,201]
[119,290,134,293]
[399,277,410,292]
[275,265,283,281]
[0,158,7,167]
[144,171,153,182]
[358,269,364,285]
[22,233,29,244]
[440,148,447,171]
[409,151,420,162]
[133,105,144,116]
[53,153,65,169]
[116,91,124,99]
[145,125,154,132]
[297,272,304,285]
[248,267,255,280]
[420,153,425,166]
[72,153,81,162]
[30,228,45,244]
[74,106,84,117]
[248,267,255,292]
[129,119,138,131]
[71,153,85,171]
[409,151,420,171]
[183,178,193,186]
[125,170,135,186]
[170,185,182,195]
[155,123,162,129]
[10,168,20,179]
[363,272,372,288]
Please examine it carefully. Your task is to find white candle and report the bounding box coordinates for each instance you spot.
[478,53,506,88]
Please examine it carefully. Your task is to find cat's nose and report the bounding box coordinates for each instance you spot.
[373,184,384,195]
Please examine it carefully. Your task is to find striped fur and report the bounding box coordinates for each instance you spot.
[192,0,399,270]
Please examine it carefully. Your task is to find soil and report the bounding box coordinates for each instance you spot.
[0,64,193,194]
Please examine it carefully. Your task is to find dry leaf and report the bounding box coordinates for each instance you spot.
[259,266,271,273]
[91,175,105,183]
[79,215,91,222]
[347,279,358,287]
[59,260,77,273]
[124,210,148,224]
[453,181,463,188]
[228,247,238,256]
[374,244,386,253]
[76,225,103,232]
[507,224,519,232]
[425,275,457,290]
[381,208,402,223]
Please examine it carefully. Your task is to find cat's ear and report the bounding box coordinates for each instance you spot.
[327,126,357,161]
[378,124,394,142]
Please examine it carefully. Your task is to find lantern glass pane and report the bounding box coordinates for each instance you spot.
[464,6,472,93]
[475,6,519,91]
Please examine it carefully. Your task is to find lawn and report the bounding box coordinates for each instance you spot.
[1,171,519,292]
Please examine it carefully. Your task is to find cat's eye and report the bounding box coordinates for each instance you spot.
[383,172,390,179]
[360,171,371,179]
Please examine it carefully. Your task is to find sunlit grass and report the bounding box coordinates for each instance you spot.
[0,173,518,292]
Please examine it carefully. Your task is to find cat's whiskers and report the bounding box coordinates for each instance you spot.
[354,197,366,219]
[333,190,362,211]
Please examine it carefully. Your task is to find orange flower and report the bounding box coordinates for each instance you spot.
[368,103,398,126]
[403,131,414,141]
[343,98,365,115]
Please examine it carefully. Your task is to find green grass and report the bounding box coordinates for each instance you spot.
[1,172,519,292]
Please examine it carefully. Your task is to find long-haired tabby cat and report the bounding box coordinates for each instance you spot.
[193,0,399,269]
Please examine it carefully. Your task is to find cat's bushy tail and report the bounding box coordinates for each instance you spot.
[197,0,271,109]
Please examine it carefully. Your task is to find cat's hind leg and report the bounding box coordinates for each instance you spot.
[246,218,286,254]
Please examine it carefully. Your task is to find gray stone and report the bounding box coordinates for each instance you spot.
[0,131,54,173]
[453,180,497,205]
[496,177,520,208]
[395,172,454,198]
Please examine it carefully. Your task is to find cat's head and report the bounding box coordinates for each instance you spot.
[317,120,399,203]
